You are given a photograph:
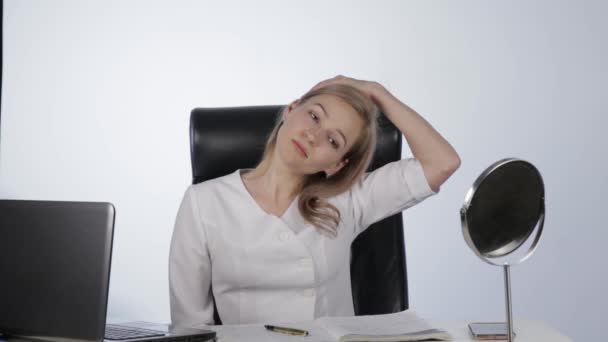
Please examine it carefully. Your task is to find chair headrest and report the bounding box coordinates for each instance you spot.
[190,106,401,184]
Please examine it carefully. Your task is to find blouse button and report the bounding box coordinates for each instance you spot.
[278,231,292,241]
[302,288,315,297]
[300,258,313,268]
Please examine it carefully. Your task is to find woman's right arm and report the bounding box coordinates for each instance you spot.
[169,186,215,328]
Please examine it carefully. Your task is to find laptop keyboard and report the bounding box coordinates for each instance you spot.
[105,324,165,340]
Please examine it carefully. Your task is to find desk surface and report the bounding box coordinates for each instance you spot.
[212,319,571,342]
[431,320,571,342]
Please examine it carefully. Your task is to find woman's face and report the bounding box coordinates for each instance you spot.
[276,94,365,176]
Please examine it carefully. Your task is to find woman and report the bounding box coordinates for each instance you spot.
[169,75,460,328]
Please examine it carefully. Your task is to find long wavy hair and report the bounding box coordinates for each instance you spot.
[253,84,379,237]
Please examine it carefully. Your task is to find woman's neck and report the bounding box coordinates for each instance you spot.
[243,160,304,206]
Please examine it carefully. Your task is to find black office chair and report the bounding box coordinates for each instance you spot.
[190,106,409,324]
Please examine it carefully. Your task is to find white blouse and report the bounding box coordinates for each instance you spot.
[169,158,435,328]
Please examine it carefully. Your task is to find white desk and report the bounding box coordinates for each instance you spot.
[212,319,571,342]
[431,320,571,342]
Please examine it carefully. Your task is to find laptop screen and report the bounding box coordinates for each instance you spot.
[0,200,115,341]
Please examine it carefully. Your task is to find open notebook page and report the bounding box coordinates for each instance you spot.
[208,320,333,342]
[316,310,451,341]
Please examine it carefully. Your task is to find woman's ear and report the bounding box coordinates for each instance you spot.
[283,99,301,120]
[325,158,349,178]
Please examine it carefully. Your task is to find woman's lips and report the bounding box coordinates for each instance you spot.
[292,139,308,158]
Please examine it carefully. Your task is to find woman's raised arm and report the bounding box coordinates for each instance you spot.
[311,75,461,192]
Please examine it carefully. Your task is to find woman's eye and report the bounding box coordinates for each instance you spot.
[329,137,339,149]
[309,111,319,122]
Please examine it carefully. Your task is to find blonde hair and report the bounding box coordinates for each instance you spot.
[254,84,379,237]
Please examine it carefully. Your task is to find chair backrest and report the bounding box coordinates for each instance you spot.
[190,106,409,324]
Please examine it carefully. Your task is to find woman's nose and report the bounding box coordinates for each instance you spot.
[305,129,317,145]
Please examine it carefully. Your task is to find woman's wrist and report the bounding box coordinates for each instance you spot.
[369,83,396,115]
[368,82,385,100]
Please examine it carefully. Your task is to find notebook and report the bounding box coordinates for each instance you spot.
[317,310,452,341]
[210,309,452,342]
[0,199,215,342]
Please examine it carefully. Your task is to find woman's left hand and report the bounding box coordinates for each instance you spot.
[309,75,384,102]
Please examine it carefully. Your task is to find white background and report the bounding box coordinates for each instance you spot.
[2,1,606,340]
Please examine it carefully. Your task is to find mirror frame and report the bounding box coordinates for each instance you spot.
[460,158,546,266]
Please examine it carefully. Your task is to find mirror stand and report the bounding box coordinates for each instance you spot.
[461,158,545,342]
[503,264,514,342]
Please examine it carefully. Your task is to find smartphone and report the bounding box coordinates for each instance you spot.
[468,322,516,340]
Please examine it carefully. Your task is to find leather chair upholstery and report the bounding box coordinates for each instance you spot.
[190,106,409,324]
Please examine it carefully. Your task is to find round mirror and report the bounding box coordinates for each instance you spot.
[460,158,546,341]
[461,158,545,265]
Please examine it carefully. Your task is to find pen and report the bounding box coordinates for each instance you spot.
[264,324,309,337]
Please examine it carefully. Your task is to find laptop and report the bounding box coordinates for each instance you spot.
[0,200,216,342]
